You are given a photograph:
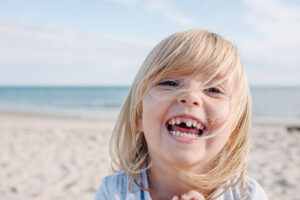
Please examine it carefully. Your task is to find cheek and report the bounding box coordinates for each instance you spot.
[141,92,167,132]
[206,125,232,157]
[208,100,231,127]
[205,100,233,154]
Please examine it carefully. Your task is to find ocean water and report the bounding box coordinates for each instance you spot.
[0,86,299,123]
[0,86,129,117]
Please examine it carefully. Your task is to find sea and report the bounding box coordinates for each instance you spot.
[0,86,299,123]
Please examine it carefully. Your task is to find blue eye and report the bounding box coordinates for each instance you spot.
[204,87,220,94]
[158,80,178,87]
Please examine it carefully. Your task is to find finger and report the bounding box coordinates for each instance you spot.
[171,196,180,200]
[185,190,205,200]
[181,193,192,200]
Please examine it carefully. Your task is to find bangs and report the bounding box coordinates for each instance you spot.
[146,30,240,89]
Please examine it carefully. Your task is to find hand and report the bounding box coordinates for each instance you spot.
[171,190,205,200]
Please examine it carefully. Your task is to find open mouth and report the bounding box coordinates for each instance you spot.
[166,116,206,139]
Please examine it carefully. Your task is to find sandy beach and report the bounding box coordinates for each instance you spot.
[0,112,299,200]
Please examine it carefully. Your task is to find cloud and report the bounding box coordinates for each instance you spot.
[242,0,300,68]
[0,18,155,85]
[144,0,197,27]
[106,0,197,27]
[240,0,300,85]
[106,0,138,5]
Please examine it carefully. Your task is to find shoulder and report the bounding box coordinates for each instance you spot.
[220,176,268,200]
[94,171,129,200]
[94,171,148,200]
[102,171,130,189]
[244,176,268,200]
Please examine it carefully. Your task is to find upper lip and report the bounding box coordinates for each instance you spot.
[166,113,206,129]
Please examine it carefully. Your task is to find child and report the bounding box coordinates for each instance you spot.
[94,29,268,200]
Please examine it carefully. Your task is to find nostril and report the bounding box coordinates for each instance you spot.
[178,97,200,106]
[193,102,199,106]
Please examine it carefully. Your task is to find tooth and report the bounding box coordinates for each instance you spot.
[197,123,201,129]
[168,120,171,125]
[176,118,180,125]
[171,119,176,125]
[199,124,204,130]
[172,129,200,139]
[172,130,176,136]
[193,121,197,127]
[186,121,192,127]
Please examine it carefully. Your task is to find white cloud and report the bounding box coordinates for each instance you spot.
[242,0,300,68]
[105,0,197,27]
[240,0,300,85]
[144,0,197,27]
[0,18,155,85]
[106,0,137,5]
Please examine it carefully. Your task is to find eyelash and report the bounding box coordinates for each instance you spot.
[204,87,221,94]
[158,80,179,87]
[157,81,223,96]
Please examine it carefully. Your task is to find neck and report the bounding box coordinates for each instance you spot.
[147,164,183,200]
[147,160,212,200]
[148,159,201,200]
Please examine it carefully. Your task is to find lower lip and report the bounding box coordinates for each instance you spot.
[165,125,200,144]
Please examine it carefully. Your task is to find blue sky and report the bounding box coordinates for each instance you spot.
[0,0,299,86]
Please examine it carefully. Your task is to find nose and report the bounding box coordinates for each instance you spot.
[177,92,202,107]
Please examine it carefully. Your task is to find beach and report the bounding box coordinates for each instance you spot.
[0,112,299,200]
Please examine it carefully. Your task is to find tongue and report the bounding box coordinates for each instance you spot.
[172,125,199,134]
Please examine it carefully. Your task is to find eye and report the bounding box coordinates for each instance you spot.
[204,87,223,96]
[158,80,179,87]
[204,87,221,94]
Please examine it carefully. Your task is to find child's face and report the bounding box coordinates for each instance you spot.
[140,75,234,172]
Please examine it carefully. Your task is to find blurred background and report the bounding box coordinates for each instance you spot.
[0,0,299,200]
[0,0,300,121]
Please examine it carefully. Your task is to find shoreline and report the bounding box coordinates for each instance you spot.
[0,110,118,122]
[1,110,299,127]
[0,112,299,200]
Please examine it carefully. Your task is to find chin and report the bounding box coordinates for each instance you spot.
[168,154,204,169]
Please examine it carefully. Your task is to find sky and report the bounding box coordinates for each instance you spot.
[0,0,300,86]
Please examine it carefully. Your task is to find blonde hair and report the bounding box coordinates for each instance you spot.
[109,29,252,199]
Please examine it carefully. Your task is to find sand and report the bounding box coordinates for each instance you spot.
[0,112,299,200]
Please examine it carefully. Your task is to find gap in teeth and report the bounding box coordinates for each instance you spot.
[168,118,204,130]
